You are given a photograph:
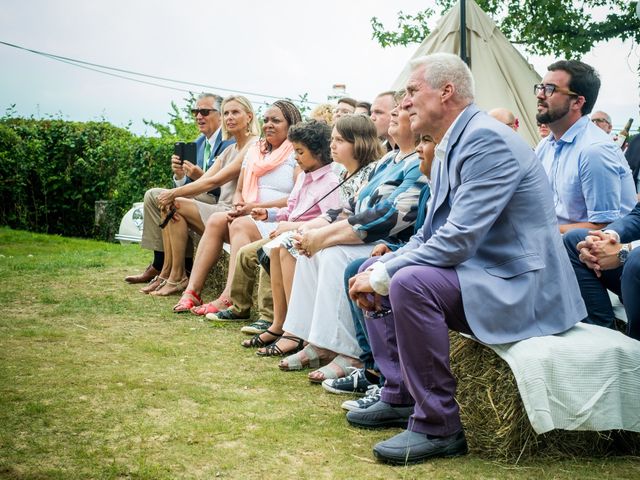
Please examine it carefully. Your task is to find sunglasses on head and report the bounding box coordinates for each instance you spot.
[191,108,218,117]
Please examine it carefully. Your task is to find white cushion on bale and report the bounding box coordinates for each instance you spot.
[482,323,640,434]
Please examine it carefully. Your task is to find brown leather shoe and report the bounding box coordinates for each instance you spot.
[124,264,160,284]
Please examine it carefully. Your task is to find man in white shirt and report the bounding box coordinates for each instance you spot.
[346,53,584,465]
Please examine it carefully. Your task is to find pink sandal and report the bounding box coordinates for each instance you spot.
[190,297,232,316]
[173,290,202,313]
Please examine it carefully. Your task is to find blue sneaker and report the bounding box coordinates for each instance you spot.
[206,308,249,322]
[240,319,272,335]
[341,385,382,412]
[322,367,372,396]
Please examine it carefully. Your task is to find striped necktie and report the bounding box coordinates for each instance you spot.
[203,141,211,173]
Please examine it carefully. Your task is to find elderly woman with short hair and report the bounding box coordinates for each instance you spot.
[264,93,429,384]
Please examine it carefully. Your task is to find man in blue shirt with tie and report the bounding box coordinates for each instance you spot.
[534,60,635,234]
[125,93,234,284]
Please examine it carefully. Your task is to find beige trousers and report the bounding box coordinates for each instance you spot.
[229,237,273,321]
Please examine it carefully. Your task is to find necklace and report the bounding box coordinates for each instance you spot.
[395,150,415,163]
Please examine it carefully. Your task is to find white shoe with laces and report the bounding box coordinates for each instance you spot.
[341,384,382,412]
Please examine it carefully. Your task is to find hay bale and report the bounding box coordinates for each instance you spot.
[450,333,640,460]
[198,246,261,321]
[202,249,230,301]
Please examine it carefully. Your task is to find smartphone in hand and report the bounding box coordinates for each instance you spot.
[174,142,185,165]
[183,142,197,165]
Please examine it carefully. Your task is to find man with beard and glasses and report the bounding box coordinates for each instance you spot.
[535,60,635,235]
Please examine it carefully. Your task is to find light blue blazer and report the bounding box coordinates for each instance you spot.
[379,104,587,344]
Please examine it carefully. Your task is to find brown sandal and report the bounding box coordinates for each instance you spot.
[150,277,188,296]
[140,275,166,294]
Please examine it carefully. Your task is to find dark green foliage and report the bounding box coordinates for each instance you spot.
[371,1,640,59]
[0,118,173,240]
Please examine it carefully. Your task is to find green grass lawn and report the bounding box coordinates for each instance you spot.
[1,227,639,479]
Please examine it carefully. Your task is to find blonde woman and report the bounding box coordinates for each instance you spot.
[150,95,260,295]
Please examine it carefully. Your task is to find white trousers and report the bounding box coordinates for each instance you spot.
[284,244,374,358]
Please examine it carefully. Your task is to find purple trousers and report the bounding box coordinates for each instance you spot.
[360,258,472,436]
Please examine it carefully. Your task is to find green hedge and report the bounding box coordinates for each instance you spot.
[0,118,176,240]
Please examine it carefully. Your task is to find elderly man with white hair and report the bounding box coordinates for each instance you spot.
[347,53,585,465]
[590,110,613,134]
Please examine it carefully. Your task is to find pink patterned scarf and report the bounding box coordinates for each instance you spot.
[242,139,294,203]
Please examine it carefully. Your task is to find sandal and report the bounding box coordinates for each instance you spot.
[140,275,166,294]
[242,329,282,348]
[279,344,329,371]
[190,297,232,316]
[308,354,362,384]
[173,289,202,313]
[149,277,188,296]
[256,335,304,357]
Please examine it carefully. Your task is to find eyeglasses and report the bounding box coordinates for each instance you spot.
[533,83,579,97]
[592,118,611,126]
[191,108,218,117]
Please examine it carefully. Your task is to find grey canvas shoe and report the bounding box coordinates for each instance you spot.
[346,399,413,429]
[373,429,468,465]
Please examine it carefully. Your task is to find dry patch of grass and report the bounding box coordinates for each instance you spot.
[1,227,640,479]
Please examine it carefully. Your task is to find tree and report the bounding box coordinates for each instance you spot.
[143,93,199,140]
[371,0,640,59]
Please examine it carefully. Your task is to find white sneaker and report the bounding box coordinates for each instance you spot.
[341,385,382,412]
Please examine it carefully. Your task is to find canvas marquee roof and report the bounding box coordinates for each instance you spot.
[392,0,542,146]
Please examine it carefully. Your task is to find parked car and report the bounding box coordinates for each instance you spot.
[115,202,143,244]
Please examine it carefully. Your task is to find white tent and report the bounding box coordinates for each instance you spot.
[392,0,541,146]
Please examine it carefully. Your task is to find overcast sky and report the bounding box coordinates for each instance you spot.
[1,0,638,134]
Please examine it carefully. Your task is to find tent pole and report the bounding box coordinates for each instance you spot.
[460,0,469,66]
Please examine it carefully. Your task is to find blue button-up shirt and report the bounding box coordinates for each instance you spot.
[536,115,636,225]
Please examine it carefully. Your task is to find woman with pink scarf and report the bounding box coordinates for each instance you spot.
[173,100,302,313]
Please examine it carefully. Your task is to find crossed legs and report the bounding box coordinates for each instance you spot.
[153,198,205,295]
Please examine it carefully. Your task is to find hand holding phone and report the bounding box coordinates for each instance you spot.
[174,142,186,165]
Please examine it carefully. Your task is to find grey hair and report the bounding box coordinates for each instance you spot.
[409,53,474,103]
[198,92,223,111]
[592,110,611,124]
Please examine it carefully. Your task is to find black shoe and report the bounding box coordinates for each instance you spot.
[373,429,468,465]
[346,400,413,429]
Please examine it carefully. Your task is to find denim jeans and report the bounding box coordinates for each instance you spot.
[563,228,640,340]
[344,257,375,369]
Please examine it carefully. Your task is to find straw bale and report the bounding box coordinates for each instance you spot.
[450,333,640,460]
[200,249,262,320]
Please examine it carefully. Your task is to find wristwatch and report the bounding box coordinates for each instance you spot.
[617,243,631,265]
